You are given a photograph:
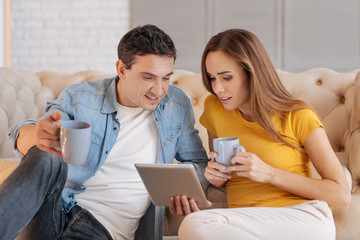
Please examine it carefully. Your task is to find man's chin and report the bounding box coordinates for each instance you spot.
[141,104,158,111]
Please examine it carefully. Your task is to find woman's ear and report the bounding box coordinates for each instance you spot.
[116,59,126,80]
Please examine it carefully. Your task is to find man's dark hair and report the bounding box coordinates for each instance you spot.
[117,24,177,69]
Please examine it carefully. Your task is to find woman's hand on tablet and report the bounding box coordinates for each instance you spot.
[168,195,212,216]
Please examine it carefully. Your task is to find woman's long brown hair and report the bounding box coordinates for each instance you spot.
[201,29,310,148]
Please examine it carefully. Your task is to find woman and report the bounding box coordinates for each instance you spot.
[178,29,350,240]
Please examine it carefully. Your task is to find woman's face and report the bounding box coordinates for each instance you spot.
[205,50,250,111]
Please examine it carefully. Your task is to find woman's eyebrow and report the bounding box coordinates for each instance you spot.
[217,71,232,75]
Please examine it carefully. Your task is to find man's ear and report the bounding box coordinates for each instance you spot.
[116,59,126,79]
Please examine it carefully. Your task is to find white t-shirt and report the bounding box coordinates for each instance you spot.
[76,104,158,240]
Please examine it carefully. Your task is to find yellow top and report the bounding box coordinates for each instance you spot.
[200,94,323,208]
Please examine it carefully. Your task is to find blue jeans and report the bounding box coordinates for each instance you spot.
[0,146,113,240]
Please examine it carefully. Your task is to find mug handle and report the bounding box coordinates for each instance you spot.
[234,144,246,153]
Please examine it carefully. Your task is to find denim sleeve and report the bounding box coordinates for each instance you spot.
[175,96,209,190]
[8,119,38,158]
[7,89,74,158]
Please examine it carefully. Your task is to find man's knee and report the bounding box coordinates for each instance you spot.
[22,146,67,181]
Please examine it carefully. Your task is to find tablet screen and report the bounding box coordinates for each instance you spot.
[135,163,209,209]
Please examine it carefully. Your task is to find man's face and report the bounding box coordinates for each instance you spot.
[116,54,174,111]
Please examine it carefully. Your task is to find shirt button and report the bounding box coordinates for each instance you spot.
[163,142,166,146]
[68,195,71,198]
[170,135,174,139]
[156,117,160,121]
[113,127,117,130]
[105,151,108,154]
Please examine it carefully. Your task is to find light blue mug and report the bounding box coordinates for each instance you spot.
[60,120,92,166]
[213,137,246,172]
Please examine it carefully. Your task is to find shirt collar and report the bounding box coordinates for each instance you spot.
[101,76,119,114]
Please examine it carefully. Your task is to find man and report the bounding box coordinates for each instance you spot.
[0,25,209,240]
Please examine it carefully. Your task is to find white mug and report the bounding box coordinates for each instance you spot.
[60,120,92,166]
[213,137,246,172]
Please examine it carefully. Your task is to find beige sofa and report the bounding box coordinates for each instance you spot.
[0,67,359,239]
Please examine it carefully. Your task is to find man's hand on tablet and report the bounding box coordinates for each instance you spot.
[168,195,212,216]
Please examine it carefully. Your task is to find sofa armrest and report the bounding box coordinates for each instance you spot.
[0,158,20,184]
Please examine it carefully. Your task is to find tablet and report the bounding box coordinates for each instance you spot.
[135,163,209,209]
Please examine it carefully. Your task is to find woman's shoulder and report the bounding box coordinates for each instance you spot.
[286,108,323,144]
[288,108,323,131]
[290,108,319,121]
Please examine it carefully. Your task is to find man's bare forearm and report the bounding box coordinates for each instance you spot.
[17,124,37,155]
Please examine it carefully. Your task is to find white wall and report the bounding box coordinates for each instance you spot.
[11,0,130,74]
[9,0,360,74]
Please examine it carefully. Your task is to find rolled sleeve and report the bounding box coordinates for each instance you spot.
[8,119,38,158]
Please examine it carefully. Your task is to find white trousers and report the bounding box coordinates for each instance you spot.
[178,200,335,240]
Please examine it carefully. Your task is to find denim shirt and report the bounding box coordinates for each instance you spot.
[9,76,209,240]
